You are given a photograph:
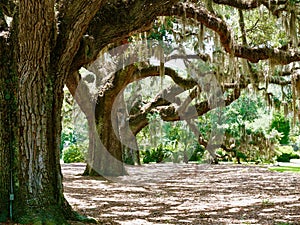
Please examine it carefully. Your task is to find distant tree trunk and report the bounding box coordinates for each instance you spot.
[82,91,140,176]
[119,92,141,166]
[66,72,104,176]
[71,65,191,175]
[76,65,151,176]
[92,88,127,176]
[83,118,102,176]
[83,113,127,177]
[68,71,127,177]
[136,149,141,165]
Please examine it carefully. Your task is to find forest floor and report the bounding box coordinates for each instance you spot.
[64,163,300,225]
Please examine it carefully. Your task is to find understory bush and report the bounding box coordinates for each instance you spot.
[142,144,172,163]
[275,145,300,162]
[62,143,87,163]
[142,142,205,164]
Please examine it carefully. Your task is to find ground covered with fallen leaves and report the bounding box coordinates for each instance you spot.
[64,163,300,225]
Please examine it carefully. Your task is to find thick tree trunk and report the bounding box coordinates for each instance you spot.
[119,92,141,165]
[0,74,11,222]
[0,37,17,222]
[14,1,78,223]
[83,118,104,176]
[83,91,140,175]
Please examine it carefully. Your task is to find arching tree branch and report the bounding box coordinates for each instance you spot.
[269,77,291,86]
[130,80,242,135]
[66,62,197,125]
[67,0,299,85]
[168,2,300,65]
[54,0,107,86]
[71,0,179,71]
[212,0,287,11]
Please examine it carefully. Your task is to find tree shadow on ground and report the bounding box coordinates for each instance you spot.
[62,163,300,225]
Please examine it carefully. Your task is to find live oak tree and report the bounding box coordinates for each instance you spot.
[70,49,243,174]
[1,0,300,223]
[70,0,300,174]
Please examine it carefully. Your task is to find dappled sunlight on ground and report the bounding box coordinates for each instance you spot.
[63,163,300,225]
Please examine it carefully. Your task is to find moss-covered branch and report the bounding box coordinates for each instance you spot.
[71,0,179,71]
[213,0,287,12]
[168,2,300,65]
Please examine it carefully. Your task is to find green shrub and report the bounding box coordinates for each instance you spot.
[142,149,153,164]
[275,145,300,162]
[62,143,86,163]
[236,150,247,160]
[277,153,300,162]
[277,152,299,162]
[153,144,170,163]
[142,144,171,164]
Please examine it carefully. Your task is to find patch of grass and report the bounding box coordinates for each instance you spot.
[276,223,294,225]
[269,166,300,173]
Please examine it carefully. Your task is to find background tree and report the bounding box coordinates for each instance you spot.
[72,0,300,169]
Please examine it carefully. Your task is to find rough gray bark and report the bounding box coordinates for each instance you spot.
[15,1,74,223]
[0,31,17,223]
[0,0,105,223]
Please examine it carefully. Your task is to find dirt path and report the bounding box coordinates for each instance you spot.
[63,163,300,225]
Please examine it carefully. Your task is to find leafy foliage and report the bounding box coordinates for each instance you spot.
[62,142,87,163]
[270,112,290,145]
[277,153,299,162]
[147,17,174,43]
[61,89,89,163]
[142,144,172,163]
[198,93,284,163]
[275,145,299,162]
[187,142,205,161]
[138,114,202,163]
